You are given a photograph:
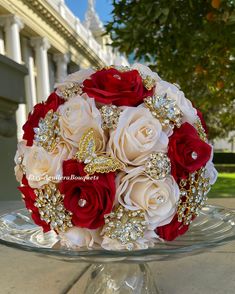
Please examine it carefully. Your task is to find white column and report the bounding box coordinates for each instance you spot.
[22,38,37,112]
[0,15,26,141]
[0,15,23,62]
[31,37,51,102]
[0,28,5,55]
[53,53,69,83]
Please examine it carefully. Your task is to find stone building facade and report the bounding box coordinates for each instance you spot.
[0,0,128,200]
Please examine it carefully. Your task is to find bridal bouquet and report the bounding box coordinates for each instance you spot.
[15,64,217,250]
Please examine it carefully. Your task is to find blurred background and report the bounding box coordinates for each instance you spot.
[0,0,234,201]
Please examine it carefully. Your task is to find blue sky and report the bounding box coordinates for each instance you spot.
[65,0,113,23]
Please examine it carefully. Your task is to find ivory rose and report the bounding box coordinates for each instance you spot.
[58,94,106,151]
[107,106,168,166]
[131,63,161,83]
[14,140,29,182]
[60,227,102,249]
[23,141,74,188]
[205,147,218,185]
[55,68,95,89]
[116,169,180,229]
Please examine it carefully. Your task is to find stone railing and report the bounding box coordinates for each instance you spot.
[47,0,119,65]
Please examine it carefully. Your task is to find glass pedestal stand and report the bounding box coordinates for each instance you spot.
[80,263,158,294]
[0,205,235,294]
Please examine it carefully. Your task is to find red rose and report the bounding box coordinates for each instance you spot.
[22,92,65,146]
[168,122,212,181]
[18,176,51,233]
[59,160,116,229]
[156,214,189,241]
[82,68,153,106]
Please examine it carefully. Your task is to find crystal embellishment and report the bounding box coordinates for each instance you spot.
[177,167,211,225]
[194,117,207,142]
[145,152,171,180]
[142,75,156,90]
[34,183,73,233]
[103,205,147,250]
[100,105,122,130]
[144,93,183,129]
[78,199,87,207]
[56,82,82,99]
[191,152,198,160]
[34,110,60,152]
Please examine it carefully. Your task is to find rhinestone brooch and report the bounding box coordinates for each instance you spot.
[144,93,183,129]
[34,183,73,233]
[145,152,171,180]
[194,117,207,142]
[56,82,82,99]
[177,167,211,225]
[142,75,156,91]
[103,205,147,251]
[34,110,60,152]
[100,105,122,130]
[33,110,60,152]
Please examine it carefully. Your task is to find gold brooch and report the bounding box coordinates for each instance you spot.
[177,167,210,225]
[34,183,73,233]
[142,75,156,90]
[34,110,60,152]
[145,152,171,180]
[144,93,183,129]
[194,117,207,142]
[75,128,125,175]
[100,105,122,130]
[103,205,147,251]
[56,82,82,99]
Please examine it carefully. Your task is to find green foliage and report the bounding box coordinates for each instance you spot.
[106,0,235,139]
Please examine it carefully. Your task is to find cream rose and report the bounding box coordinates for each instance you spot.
[14,140,30,182]
[58,94,106,151]
[107,106,168,166]
[23,141,74,188]
[60,227,101,249]
[116,169,180,230]
[155,80,197,125]
[131,63,161,82]
[205,146,218,185]
[55,68,95,89]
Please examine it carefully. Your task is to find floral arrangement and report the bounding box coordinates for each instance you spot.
[15,64,217,251]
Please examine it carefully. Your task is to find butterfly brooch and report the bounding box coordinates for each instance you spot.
[75,128,125,175]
